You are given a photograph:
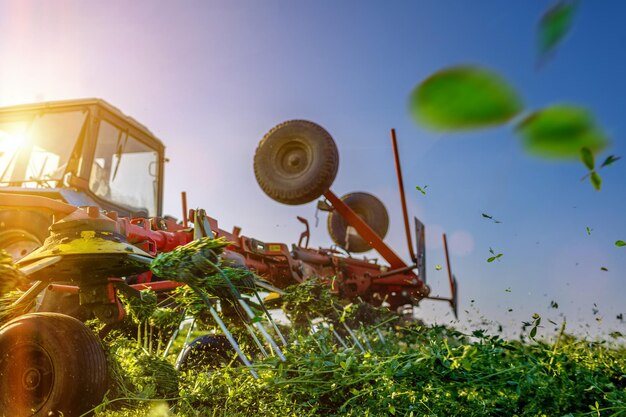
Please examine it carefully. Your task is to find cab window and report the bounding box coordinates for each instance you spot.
[89,120,158,216]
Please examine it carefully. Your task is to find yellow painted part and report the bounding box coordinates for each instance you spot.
[17,231,153,265]
[263,292,282,303]
[268,244,282,252]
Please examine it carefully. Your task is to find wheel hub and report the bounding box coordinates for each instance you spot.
[23,367,42,390]
[276,141,312,177]
[0,230,42,261]
[1,343,54,412]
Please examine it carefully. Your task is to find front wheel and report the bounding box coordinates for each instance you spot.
[0,313,108,417]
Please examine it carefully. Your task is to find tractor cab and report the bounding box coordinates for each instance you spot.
[0,99,165,259]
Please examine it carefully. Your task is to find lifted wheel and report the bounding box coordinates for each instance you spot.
[0,313,108,417]
[327,192,389,253]
[254,120,339,205]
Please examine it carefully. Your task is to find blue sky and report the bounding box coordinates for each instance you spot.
[1,0,624,338]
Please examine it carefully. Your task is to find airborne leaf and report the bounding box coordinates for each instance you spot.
[600,155,621,168]
[616,240,626,247]
[590,172,602,191]
[415,185,428,195]
[515,105,609,159]
[538,0,578,59]
[410,66,523,131]
[580,147,594,171]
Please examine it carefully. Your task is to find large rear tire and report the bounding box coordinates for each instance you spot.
[327,192,389,253]
[0,313,108,417]
[254,120,339,205]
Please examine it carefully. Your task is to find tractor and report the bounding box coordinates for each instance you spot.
[0,99,457,416]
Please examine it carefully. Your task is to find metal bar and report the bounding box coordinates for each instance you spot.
[18,256,62,276]
[390,129,417,264]
[254,280,286,295]
[131,281,185,292]
[181,191,188,228]
[443,234,454,303]
[46,284,80,294]
[372,264,417,279]
[12,280,48,310]
[426,296,453,302]
[323,190,409,271]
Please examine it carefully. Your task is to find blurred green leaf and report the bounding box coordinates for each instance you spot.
[538,1,578,58]
[580,147,594,170]
[616,240,626,247]
[590,172,602,191]
[530,327,537,339]
[601,267,608,272]
[600,155,621,168]
[487,250,503,263]
[586,227,592,236]
[516,105,609,159]
[410,66,523,131]
[415,185,428,195]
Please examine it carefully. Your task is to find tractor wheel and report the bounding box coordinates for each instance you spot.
[0,313,108,417]
[0,210,50,261]
[254,120,339,205]
[176,335,236,372]
[327,192,389,253]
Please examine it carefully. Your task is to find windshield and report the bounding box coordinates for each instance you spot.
[89,120,158,216]
[0,110,87,187]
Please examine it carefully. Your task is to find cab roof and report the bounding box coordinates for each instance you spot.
[0,98,164,150]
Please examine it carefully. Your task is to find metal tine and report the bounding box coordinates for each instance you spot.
[342,321,366,353]
[237,299,287,361]
[163,309,187,358]
[193,209,287,361]
[375,328,387,345]
[252,289,289,347]
[308,316,348,350]
[175,317,196,367]
[191,287,258,379]
[359,328,373,351]
[332,328,349,349]
[244,322,269,358]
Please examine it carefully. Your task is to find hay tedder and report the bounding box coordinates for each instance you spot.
[0,99,458,416]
